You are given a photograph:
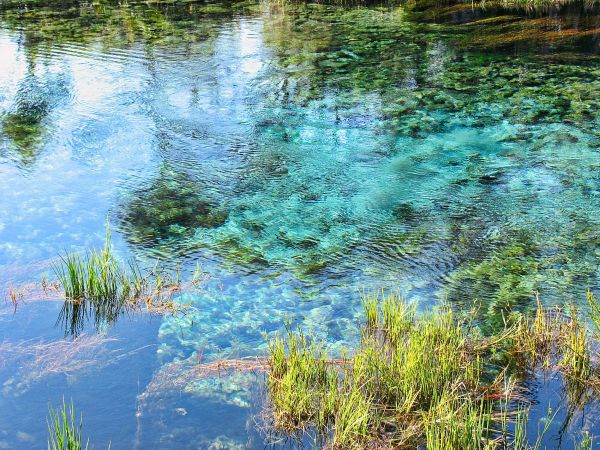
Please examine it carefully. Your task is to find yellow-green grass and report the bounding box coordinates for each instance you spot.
[266,292,600,449]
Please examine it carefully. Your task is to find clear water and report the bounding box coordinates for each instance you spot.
[1,0,600,447]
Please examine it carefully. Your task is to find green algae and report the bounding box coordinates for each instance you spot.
[444,219,600,332]
[119,167,228,246]
[445,235,542,330]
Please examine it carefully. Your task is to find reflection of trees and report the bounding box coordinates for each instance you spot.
[115,15,231,252]
[418,0,600,51]
[0,0,246,48]
[2,76,49,159]
[1,58,71,165]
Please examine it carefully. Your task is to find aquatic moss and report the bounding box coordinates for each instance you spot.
[120,168,228,245]
[449,239,540,301]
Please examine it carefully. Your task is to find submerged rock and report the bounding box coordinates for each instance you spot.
[478,171,504,184]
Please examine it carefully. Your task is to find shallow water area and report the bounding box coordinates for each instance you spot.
[1,0,600,447]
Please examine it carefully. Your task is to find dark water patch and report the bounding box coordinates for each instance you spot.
[1,71,71,166]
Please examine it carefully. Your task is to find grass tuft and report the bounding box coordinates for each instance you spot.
[587,290,600,336]
[51,226,187,335]
[264,292,600,448]
[47,399,88,450]
[52,227,156,303]
[267,329,332,430]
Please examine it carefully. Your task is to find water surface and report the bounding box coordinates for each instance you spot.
[1,0,600,447]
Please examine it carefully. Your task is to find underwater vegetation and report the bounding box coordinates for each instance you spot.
[443,221,600,334]
[258,292,600,448]
[1,0,600,447]
[444,234,543,332]
[2,104,47,154]
[116,0,600,287]
[3,0,600,281]
[0,334,123,397]
[119,166,228,246]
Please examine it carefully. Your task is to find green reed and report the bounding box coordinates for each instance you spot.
[51,226,185,335]
[424,392,493,450]
[268,296,491,448]
[267,329,334,430]
[266,292,600,449]
[47,400,88,450]
[52,227,149,302]
[477,0,599,12]
[587,291,600,335]
[332,379,372,448]
[575,431,593,450]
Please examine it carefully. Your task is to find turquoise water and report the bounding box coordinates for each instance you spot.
[1,0,600,447]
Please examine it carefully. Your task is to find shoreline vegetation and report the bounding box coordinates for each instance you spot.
[191,292,600,449]
[267,293,600,448]
[2,233,599,447]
